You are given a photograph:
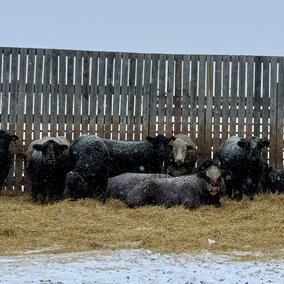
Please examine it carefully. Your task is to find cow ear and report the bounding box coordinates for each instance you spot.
[237,139,247,148]
[33,144,42,151]
[10,135,19,141]
[260,140,270,148]
[146,136,154,143]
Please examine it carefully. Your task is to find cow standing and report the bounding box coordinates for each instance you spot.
[219,136,269,200]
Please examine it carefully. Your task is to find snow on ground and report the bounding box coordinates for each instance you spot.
[0,249,284,284]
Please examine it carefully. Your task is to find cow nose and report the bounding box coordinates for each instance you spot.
[47,159,55,165]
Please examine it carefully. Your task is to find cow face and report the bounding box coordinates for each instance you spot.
[65,171,88,200]
[197,161,222,195]
[0,130,18,155]
[33,140,68,167]
[237,137,270,163]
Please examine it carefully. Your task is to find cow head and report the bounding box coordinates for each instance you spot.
[196,160,222,196]
[237,137,270,163]
[65,171,88,200]
[167,136,196,167]
[0,130,18,156]
[33,140,68,167]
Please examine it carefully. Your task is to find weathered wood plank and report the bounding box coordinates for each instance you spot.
[205,55,213,160]
[58,49,67,136]
[230,55,238,135]
[112,53,122,140]
[277,57,284,168]
[222,55,230,139]
[269,57,278,168]
[74,50,82,138]
[66,50,75,142]
[262,57,270,161]
[25,48,35,146]
[34,49,44,140]
[158,54,166,134]
[142,54,151,139]
[135,53,143,140]
[81,51,90,134]
[149,54,159,137]
[197,55,206,162]
[182,55,190,134]
[105,53,114,139]
[238,56,246,138]
[246,56,254,137]
[120,53,129,140]
[166,54,174,137]
[213,55,222,159]
[42,49,51,138]
[50,49,59,138]
[89,51,99,134]
[174,55,182,133]
[1,48,10,130]
[254,56,262,137]
[189,55,198,144]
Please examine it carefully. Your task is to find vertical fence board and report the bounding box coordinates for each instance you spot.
[254,57,262,137]
[149,54,158,136]
[277,58,284,168]
[74,50,82,138]
[58,49,67,137]
[246,56,254,136]
[25,49,35,146]
[50,49,59,138]
[182,55,190,134]
[238,56,246,137]
[135,53,143,140]
[197,55,206,162]
[174,55,182,133]
[1,48,10,130]
[105,53,114,139]
[222,55,230,139]
[142,54,151,139]
[89,52,98,134]
[269,57,278,168]
[158,54,166,134]
[82,51,90,135]
[166,54,174,137]
[262,57,270,161]
[205,55,213,160]
[34,49,44,140]
[112,53,121,140]
[190,55,198,144]
[120,53,129,140]
[42,49,51,138]
[230,56,238,135]
[213,56,222,159]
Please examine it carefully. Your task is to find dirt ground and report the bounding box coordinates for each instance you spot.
[0,249,284,284]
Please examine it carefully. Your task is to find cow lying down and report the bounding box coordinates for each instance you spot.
[107,160,223,209]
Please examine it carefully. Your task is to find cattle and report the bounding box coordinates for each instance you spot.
[262,162,284,194]
[25,136,71,203]
[106,172,170,201]
[0,130,18,190]
[124,160,223,210]
[65,135,110,202]
[102,135,168,177]
[163,133,197,176]
[219,136,270,201]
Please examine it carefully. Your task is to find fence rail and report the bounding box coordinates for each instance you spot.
[0,47,284,190]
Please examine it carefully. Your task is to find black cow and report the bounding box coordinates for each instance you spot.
[25,137,71,203]
[0,130,18,190]
[219,136,270,200]
[125,160,223,210]
[66,135,110,202]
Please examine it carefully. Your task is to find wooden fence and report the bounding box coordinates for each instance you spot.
[1,47,284,190]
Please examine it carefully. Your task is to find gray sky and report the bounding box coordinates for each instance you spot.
[1,0,284,56]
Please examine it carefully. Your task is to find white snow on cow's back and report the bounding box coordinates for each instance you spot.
[0,250,284,283]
